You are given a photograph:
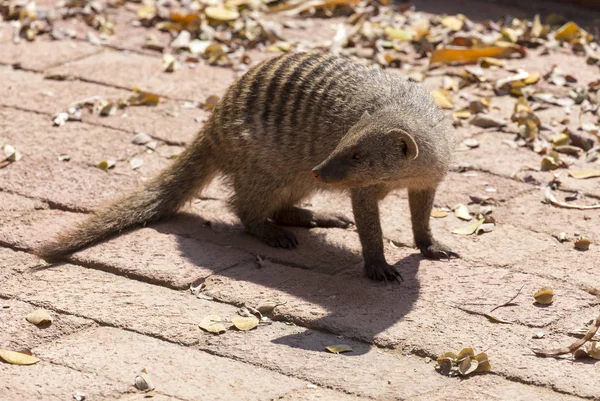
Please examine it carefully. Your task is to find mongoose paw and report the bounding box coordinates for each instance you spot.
[260,225,299,249]
[365,262,403,284]
[419,242,460,260]
[311,212,354,229]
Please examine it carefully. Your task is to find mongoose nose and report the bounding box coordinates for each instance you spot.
[311,169,320,181]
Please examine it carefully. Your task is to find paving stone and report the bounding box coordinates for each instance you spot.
[0,106,140,165]
[0,67,203,144]
[46,49,237,102]
[202,261,600,398]
[0,191,47,225]
[1,261,241,345]
[0,37,101,70]
[408,375,585,401]
[199,321,452,399]
[71,226,253,289]
[36,326,308,401]
[0,246,42,281]
[494,189,599,239]
[515,242,600,289]
[0,299,95,351]
[0,159,139,211]
[0,361,132,401]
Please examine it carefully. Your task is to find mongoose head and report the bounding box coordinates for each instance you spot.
[312,107,452,189]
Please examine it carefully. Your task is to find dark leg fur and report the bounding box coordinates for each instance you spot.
[351,187,402,283]
[273,207,353,228]
[408,187,459,260]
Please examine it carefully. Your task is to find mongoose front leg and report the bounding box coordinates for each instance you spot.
[351,188,403,283]
[273,207,353,228]
[408,187,459,259]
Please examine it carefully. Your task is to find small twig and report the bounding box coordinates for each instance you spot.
[490,284,525,313]
[544,187,600,210]
[454,305,512,324]
[531,313,600,357]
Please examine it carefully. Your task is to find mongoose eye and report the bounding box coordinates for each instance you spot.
[351,150,361,161]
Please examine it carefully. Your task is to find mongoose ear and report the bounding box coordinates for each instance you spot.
[361,110,370,120]
[389,129,419,161]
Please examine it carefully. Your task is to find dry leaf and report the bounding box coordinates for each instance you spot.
[205,6,240,21]
[430,46,525,65]
[458,356,479,376]
[431,89,454,109]
[474,353,491,372]
[256,302,286,314]
[574,237,591,251]
[129,157,144,170]
[199,315,226,334]
[132,132,152,145]
[3,145,22,162]
[204,95,220,110]
[453,204,472,221]
[134,371,155,392]
[385,27,415,41]
[326,344,352,354]
[231,316,259,331]
[26,309,52,325]
[453,109,472,119]
[162,53,179,72]
[97,160,116,172]
[431,209,449,218]
[129,89,160,106]
[544,187,600,210]
[534,287,554,305]
[440,15,464,31]
[470,115,506,128]
[452,218,485,235]
[457,347,475,360]
[0,349,40,365]
[569,170,600,179]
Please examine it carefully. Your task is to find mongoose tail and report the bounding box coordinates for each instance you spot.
[35,135,216,261]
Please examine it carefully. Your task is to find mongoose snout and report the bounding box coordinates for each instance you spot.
[36,51,459,283]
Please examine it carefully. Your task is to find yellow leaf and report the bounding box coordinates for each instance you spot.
[588,342,600,360]
[569,170,600,179]
[531,14,543,38]
[440,15,464,31]
[452,218,485,235]
[474,352,492,372]
[385,27,415,41]
[453,109,472,119]
[199,315,226,334]
[411,18,430,40]
[129,90,160,106]
[97,160,116,172]
[555,21,580,41]
[26,309,52,325]
[431,89,454,109]
[457,347,475,360]
[534,287,554,305]
[326,344,352,354]
[480,57,506,68]
[205,6,239,21]
[430,46,525,65]
[436,356,453,375]
[0,349,40,365]
[431,209,449,218]
[231,316,259,331]
[137,5,156,20]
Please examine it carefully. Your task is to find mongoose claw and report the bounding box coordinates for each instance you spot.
[419,242,460,260]
[365,262,404,284]
[260,225,299,249]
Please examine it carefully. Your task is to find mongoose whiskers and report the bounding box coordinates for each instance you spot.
[36,51,459,282]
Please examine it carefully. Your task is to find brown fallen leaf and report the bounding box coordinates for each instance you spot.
[431,89,454,109]
[430,209,449,218]
[574,236,591,251]
[534,287,554,305]
[470,114,506,128]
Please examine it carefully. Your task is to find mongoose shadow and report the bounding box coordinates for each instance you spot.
[155,208,424,356]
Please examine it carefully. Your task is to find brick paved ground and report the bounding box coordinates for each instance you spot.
[1,1,600,400]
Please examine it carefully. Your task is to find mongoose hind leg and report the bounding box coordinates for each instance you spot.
[351,187,403,283]
[273,207,353,229]
[230,178,299,249]
[408,187,460,260]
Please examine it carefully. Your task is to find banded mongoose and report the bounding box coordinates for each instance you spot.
[37,51,459,282]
